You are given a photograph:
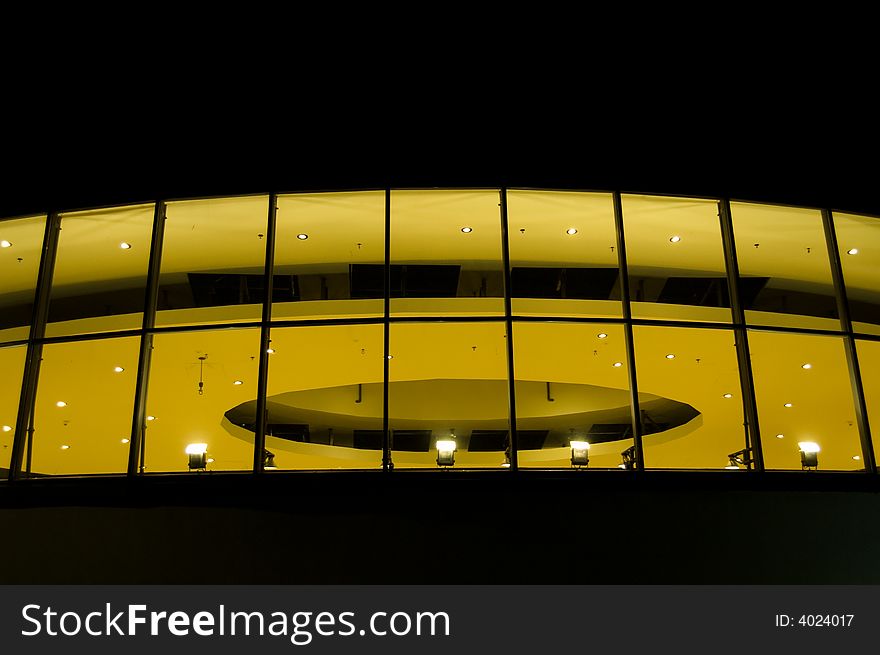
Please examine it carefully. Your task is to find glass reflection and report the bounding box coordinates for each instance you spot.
[856,339,880,469]
[390,190,504,316]
[0,215,45,343]
[157,196,269,327]
[507,190,621,318]
[624,195,730,323]
[731,202,838,329]
[633,326,744,469]
[145,328,260,472]
[265,323,384,470]
[0,345,26,472]
[750,330,861,470]
[389,322,508,468]
[31,337,139,476]
[834,212,880,335]
[47,204,154,337]
[513,322,632,468]
[274,191,385,320]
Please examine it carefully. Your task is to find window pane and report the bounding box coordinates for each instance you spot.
[750,330,861,470]
[157,196,269,327]
[856,339,880,468]
[633,326,745,469]
[274,191,385,320]
[624,195,730,322]
[31,336,139,475]
[0,215,45,343]
[145,328,260,472]
[513,322,632,469]
[0,345,26,472]
[264,323,384,470]
[389,322,508,468]
[834,212,880,336]
[507,190,621,318]
[731,202,838,330]
[46,204,154,337]
[390,190,503,316]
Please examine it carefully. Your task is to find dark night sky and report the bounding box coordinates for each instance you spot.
[2,97,877,218]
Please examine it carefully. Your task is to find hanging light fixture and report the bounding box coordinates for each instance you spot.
[197,354,209,395]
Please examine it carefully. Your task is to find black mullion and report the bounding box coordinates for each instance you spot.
[383,189,391,472]
[9,212,60,481]
[718,199,764,471]
[613,192,644,471]
[823,209,876,474]
[500,188,519,471]
[128,201,166,476]
[253,194,277,473]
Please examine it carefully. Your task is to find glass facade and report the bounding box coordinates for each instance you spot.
[46,204,154,337]
[730,202,839,330]
[2,190,879,479]
[0,214,45,343]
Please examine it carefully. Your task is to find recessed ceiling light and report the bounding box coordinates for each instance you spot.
[566,228,578,235]
[2,425,11,432]
[853,455,862,461]
[114,366,124,373]
[776,433,784,439]
[296,233,308,240]
[801,363,812,369]
[847,248,859,255]
[783,403,793,408]
[233,380,243,386]
[56,401,67,408]
[119,242,132,250]
[597,333,608,339]
[612,361,623,367]
[669,235,681,243]
[146,415,156,421]
[60,445,70,450]
[461,227,473,233]
[722,393,733,399]
[121,438,130,444]
[0,240,11,248]
[665,354,675,359]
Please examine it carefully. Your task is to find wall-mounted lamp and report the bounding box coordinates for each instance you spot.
[436,432,456,468]
[798,442,820,470]
[726,448,753,470]
[185,443,208,470]
[570,440,590,468]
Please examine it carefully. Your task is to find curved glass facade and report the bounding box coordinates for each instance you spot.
[1,189,878,478]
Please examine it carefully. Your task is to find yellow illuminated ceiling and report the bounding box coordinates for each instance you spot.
[3,192,871,318]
